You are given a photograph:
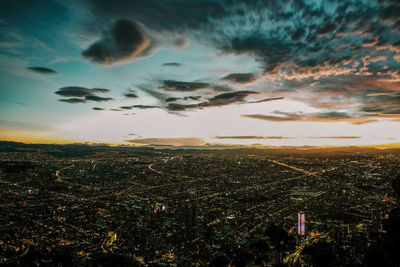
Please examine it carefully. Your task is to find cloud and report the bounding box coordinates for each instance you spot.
[120,106,133,110]
[165,96,201,102]
[185,96,201,101]
[216,136,294,140]
[269,74,400,119]
[215,135,361,140]
[212,85,232,92]
[242,114,296,122]
[199,91,258,108]
[92,88,111,93]
[311,136,361,139]
[160,80,210,92]
[242,111,378,125]
[165,97,180,102]
[66,0,400,122]
[131,105,159,109]
[117,105,157,110]
[92,107,104,110]
[59,98,87,104]
[26,66,58,74]
[0,97,26,105]
[125,137,206,146]
[55,86,99,97]
[360,104,400,116]
[56,86,112,103]
[138,85,169,101]
[165,90,258,111]
[221,73,257,84]
[123,92,138,98]
[167,103,198,111]
[81,0,400,79]
[162,62,181,66]
[165,91,281,111]
[248,97,284,104]
[82,19,150,65]
[85,95,113,102]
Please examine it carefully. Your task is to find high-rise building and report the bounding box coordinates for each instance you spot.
[298,212,305,235]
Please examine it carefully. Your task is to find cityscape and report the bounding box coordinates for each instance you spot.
[1,0,400,266]
[0,141,399,266]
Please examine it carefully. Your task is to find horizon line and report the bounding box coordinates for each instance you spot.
[2,139,400,150]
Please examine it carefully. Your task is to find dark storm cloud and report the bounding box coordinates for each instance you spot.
[87,0,228,32]
[85,95,113,102]
[79,0,400,121]
[162,62,181,66]
[160,80,210,92]
[82,19,150,65]
[81,1,371,77]
[83,0,400,76]
[59,98,87,104]
[221,73,257,84]
[26,67,58,74]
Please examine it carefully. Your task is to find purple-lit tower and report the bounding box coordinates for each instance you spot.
[298,212,305,236]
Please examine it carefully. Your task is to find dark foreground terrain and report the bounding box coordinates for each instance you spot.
[0,141,399,266]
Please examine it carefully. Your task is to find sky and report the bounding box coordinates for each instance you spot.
[0,0,400,147]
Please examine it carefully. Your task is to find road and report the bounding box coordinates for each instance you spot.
[148,163,163,174]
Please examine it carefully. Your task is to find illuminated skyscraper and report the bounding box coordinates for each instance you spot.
[298,212,305,236]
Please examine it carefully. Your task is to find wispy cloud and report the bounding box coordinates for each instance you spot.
[215,135,361,140]
[242,111,378,125]
[0,97,26,106]
[125,138,206,146]
[26,67,58,74]
[56,86,113,104]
